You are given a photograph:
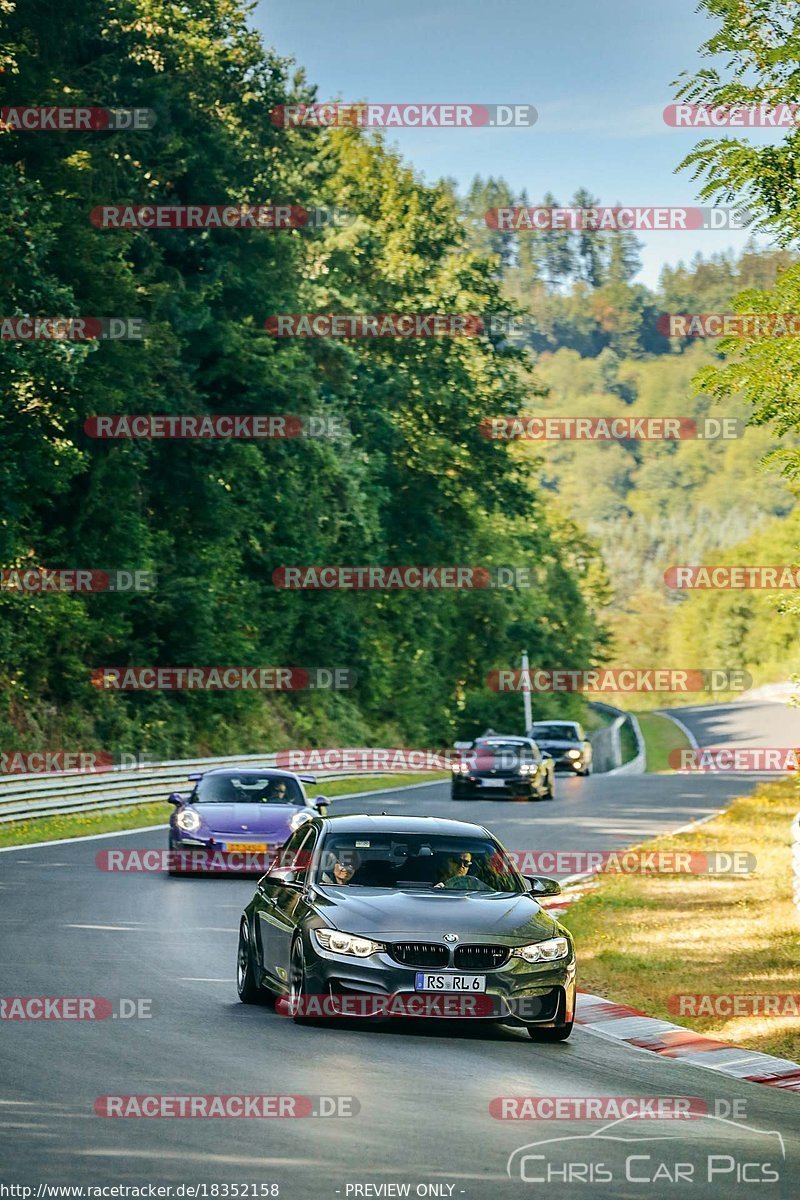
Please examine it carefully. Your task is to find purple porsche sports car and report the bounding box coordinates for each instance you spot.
[167,766,328,874]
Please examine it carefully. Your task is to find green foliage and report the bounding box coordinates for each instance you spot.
[0,0,607,754]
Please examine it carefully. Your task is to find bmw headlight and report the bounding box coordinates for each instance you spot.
[511,936,570,963]
[566,749,581,759]
[175,808,201,833]
[289,809,314,832]
[313,929,385,958]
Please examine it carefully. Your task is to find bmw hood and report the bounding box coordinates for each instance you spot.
[313,889,560,941]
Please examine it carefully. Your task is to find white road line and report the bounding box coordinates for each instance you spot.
[0,823,168,852]
[64,923,140,931]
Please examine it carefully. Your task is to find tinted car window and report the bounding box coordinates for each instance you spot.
[195,772,303,805]
[531,724,580,741]
[315,834,524,893]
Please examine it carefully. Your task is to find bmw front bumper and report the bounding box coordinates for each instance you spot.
[300,936,576,1026]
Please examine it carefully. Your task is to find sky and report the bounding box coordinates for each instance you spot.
[253,0,777,287]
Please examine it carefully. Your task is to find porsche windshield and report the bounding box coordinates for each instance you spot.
[314,833,524,892]
[194,773,303,804]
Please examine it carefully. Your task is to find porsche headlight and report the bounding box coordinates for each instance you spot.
[511,936,570,963]
[175,808,201,833]
[313,929,385,958]
[289,809,313,832]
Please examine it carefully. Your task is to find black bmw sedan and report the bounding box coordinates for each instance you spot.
[236,814,576,1040]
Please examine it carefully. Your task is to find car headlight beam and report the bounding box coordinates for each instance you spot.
[566,749,582,759]
[313,929,385,958]
[511,936,570,963]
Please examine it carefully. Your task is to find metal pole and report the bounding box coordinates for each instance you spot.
[521,651,532,734]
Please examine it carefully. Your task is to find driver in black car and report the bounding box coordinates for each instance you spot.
[434,852,482,890]
[320,850,358,885]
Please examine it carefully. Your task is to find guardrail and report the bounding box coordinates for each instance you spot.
[793,812,800,917]
[589,703,646,775]
[0,753,398,825]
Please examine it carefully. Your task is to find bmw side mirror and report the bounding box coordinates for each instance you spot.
[540,750,553,759]
[525,875,561,897]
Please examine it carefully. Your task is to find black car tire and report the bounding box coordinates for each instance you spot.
[237,918,267,1004]
[580,763,592,777]
[527,1018,573,1042]
[542,772,555,800]
[289,937,315,1024]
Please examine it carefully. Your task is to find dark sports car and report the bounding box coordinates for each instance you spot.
[450,735,555,801]
[236,814,576,1039]
[168,766,327,873]
[528,721,593,775]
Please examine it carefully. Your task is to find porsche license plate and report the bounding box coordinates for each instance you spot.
[224,842,267,853]
[414,973,487,992]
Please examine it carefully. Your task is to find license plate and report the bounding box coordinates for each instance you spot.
[224,842,267,853]
[414,973,487,992]
[481,779,506,788]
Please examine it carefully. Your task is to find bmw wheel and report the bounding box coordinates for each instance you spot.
[237,918,267,1004]
[289,937,314,1024]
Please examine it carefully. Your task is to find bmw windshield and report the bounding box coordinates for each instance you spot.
[314,833,525,893]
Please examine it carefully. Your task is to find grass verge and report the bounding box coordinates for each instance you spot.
[634,711,693,773]
[0,772,445,849]
[561,777,800,1060]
